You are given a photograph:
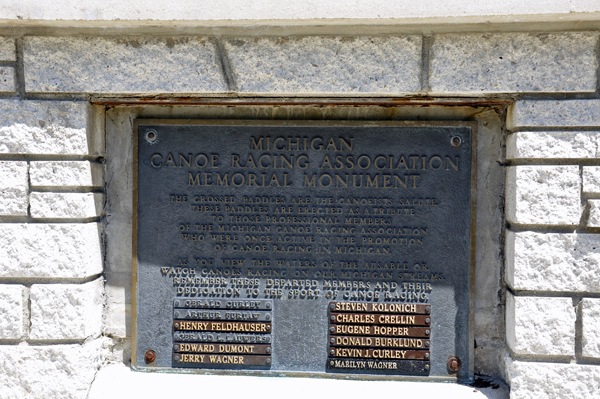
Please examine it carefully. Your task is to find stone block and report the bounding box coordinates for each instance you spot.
[0,223,103,278]
[0,100,100,155]
[506,165,581,225]
[506,231,600,293]
[0,37,15,61]
[582,298,600,359]
[224,36,422,94]
[430,33,598,94]
[506,294,575,356]
[24,37,226,93]
[0,66,15,92]
[507,131,600,159]
[30,278,103,340]
[588,200,600,228]
[506,359,600,399]
[30,161,103,187]
[0,284,25,339]
[508,99,600,130]
[583,166,600,194]
[103,272,131,338]
[0,339,106,399]
[30,192,104,219]
[0,160,28,216]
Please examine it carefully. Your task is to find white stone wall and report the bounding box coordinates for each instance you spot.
[0,29,598,399]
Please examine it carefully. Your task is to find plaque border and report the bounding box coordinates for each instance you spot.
[131,119,478,382]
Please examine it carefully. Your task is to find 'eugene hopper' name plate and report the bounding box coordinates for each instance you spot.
[133,120,476,381]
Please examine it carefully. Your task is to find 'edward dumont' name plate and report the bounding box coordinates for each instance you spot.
[133,120,476,381]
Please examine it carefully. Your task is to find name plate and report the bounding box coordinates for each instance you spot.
[133,120,476,381]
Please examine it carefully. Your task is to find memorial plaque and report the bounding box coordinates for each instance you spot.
[133,120,476,381]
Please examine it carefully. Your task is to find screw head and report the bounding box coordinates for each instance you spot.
[330,349,335,355]
[173,344,179,351]
[330,315,336,321]
[330,361,335,366]
[175,355,180,361]
[330,338,335,344]
[425,353,430,359]
[266,358,271,365]
[425,306,431,313]
[448,357,461,373]
[266,347,271,353]
[266,302,271,309]
[329,327,335,333]
[145,130,158,143]
[174,322,180,328]
[144,350,156,364]
[330,304,335,310]
[425,329,430,335]
[451,136,461,147]
[425,364,430,370]
[425,318,431,323]
[266,325,271,330]
[425,341,430,347]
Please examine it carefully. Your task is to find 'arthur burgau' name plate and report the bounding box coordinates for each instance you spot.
[133,120,476,381]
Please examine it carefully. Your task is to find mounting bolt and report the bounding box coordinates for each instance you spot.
[330,349,335,355]
[425,364,430,370]
[330,361,335,366]
[174,322,180,328]
[425,353,430,359]
[330,338,335,344]
[425,341,430,347]
[266,358,271,365]
[451,136,461,147]
[425,329,430,335]
[173,344,179,351]
[266,347,271,354]
[330,303,335,310]
[330,315,336,321]
[145,130,158,143]
[425,318,430,323]
[425,306,431,313]
[144,350,156,364]
[175,355,180,362]
[329,327,335,333]
[448,357,461,373]
[266,302,271,309]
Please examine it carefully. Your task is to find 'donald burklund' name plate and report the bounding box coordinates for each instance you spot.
[133,120,476,381]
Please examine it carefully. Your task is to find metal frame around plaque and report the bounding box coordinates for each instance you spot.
[132,119,477,382]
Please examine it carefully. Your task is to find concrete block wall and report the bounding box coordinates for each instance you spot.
[505,100,600,399]
[0,30,598,398]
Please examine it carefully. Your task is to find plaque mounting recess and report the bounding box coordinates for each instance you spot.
[132,120,476,381]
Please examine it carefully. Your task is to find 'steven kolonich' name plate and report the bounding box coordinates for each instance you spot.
[133,120,476,381]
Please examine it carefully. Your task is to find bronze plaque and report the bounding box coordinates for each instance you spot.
[133,120,476,381]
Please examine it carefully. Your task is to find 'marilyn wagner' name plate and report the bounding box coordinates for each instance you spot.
[133,120,476,381]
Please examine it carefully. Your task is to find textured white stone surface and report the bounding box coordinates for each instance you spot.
[0,37,15,61]
[25,37,227,94]
[583,298,600,358]
[30,192,103,218]
[506,165,581,225]
[0,100,94,155]
[430,33,598,94]
[0,339,107,399]
[506,231,600,293]
[588,200,600,228]
[0,284,25,339]
[30,279,103,340]
[0,160,28,216]
[2,1,600,21]
[507,131,600,159]
[0,223,103,278]
[506,294,575,356]
[0,66,15,92]
[30,161,102,187]
[90,363,506,399]
[583,166,600,194]
[508,99,600,129]
[506,359,600,399]
[103,272,130,338]
[224,36,421,93]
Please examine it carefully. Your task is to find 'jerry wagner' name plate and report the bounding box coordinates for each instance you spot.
[133,120,476,381]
